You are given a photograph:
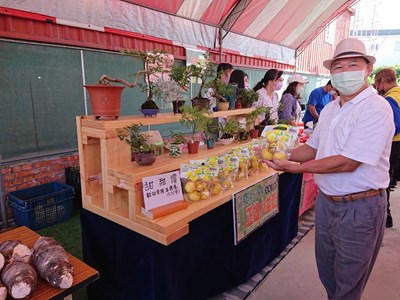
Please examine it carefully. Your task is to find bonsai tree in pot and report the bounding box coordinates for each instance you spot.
[204,78,235,111]
[245,107,270,138]
[179,106,212,154]
[170,52,215,109]
[219,118,241,145]
[117,123,156,166]
[244,106,271,138]
[87,49,173,118]
[237,88,259,108]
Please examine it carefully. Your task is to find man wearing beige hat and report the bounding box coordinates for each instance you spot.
[266,38,394,299]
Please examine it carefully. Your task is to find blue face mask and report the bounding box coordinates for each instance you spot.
[331,70,365,96]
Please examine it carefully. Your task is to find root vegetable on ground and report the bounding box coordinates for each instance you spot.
[1,261,37,299]
[32,237,74,289]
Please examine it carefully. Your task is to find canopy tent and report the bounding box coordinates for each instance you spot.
[0,0,357,64]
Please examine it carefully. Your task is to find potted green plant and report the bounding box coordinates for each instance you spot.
[117,123,156,166]
[152,79,186,114]
[245,107,270,138]
[204,78,235,111]
[237,88,259,108]
[204,120,219,149]
[219,118,241,145]
[179,106,212,154]
[170,52,215,110]
[167,131,187,157]
[86,49,173,119]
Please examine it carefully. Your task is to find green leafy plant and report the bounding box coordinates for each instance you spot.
[170,52,215,99]
[204,119,220,140]
[117,123,153,153]
[179,106,212,142]
[204,78,235,103]
[98,49,173,109]
[237,88,259,108]
[245,107,270,130]
[219,119,241,139]
[169,131,187,144]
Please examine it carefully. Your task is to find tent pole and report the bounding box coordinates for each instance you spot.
[219,27,223,64]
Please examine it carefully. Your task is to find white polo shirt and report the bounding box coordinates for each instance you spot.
[306,86,394,195]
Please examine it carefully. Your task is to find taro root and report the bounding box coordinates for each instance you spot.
[1,261,37,299]
[32,237,74,289]
[0,240,32,264]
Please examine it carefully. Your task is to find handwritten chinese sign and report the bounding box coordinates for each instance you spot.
[142,170,183,210]
[233,173,279,245]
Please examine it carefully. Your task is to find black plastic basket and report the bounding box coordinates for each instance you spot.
[8,182,74,230]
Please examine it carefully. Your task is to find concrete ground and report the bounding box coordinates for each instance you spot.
[247,187,400,300]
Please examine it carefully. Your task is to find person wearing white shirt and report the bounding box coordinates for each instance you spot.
[265,38,394,300]
[252,69,283,124]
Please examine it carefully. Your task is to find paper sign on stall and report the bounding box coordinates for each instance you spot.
[141,170,187,219]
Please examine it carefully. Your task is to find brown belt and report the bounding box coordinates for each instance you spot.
[324,189,383,202]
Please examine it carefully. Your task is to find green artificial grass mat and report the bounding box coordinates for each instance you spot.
[36,206,88,300]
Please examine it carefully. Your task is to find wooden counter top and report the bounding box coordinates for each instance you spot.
[0,226,99,300]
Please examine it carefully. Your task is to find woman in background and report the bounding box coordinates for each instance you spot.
[253,69,283,123]
[229,69,250,89]
[279,74,308,126]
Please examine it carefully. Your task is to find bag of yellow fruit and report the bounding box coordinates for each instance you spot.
[217,154,238,190]
[230,146,250,181]
[208,167,223,196]
[180,164,211,202]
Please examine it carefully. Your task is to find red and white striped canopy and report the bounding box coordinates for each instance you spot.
[123,0,356,51]
[0,0,357,63]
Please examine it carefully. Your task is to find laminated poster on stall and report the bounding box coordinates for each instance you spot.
[232,173,279,245]
[141,170,188,220]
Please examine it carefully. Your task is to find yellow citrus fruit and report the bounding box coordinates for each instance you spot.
[184,181,196,193]
[261,148,274,160]
[187,192,201,201]
[273,151,287,160]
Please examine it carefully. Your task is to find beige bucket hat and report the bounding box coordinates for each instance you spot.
[323,38,376,70]
[288,74,308,84]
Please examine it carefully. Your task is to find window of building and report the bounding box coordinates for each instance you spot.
[325,20,336,45]
[394,41,400,51]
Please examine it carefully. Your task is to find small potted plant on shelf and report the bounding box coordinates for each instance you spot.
[219,118,241,145]
[245,107,270,138]
[85,49,173,119]
[179,106,212,154]
[152,79,186,114]
[204,78,235,111]
[237,88,259,108]
[170,52,215,110]
[117,123,156,166]
[204,120,220,149]
[167,131,187,157]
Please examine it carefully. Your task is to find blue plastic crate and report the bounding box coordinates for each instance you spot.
[8,182,74,230]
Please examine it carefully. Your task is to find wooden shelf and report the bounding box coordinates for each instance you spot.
[76,108,268,245]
